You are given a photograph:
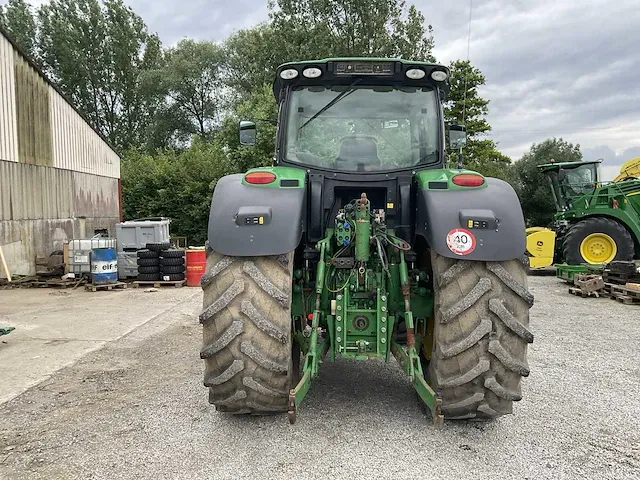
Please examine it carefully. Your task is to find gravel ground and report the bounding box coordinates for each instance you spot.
[0,275,639,480]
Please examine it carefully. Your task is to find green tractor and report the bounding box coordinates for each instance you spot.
[528,160,640,266]
[200,58,534,425]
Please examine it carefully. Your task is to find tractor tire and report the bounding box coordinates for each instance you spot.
[160,265,185,274]
[159,257,185,266]
[562,218,634,265]
[138,265,160,274]
[137,258,160,267]
[137,249,160,259]
[160,249,185,258]
[427,252,534,420]
[137,273,160,282]
[200,249,294,414]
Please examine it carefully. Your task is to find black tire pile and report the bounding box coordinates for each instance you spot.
[136,242,185,282]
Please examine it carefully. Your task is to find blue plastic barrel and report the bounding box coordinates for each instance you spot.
[91,247,118,284]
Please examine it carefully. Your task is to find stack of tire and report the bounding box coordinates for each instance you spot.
[137,242,186,282]
[158,247,186,282]
[136,242,166,282]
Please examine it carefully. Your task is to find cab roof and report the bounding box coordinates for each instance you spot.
[537,160,602,173]
[272,57,450,99]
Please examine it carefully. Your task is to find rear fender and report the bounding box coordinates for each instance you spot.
[207,170,306,256]
[417,176,526,261]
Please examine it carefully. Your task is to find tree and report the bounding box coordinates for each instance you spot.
[512,138,582,227]
[121,137,236,244]
[38,0,162,151]
[269,0,434,59]
[218,83,278,173]
[143,39,226,142]
[445,60,511,179]
[224,0,435,97]
[0,0,38,59]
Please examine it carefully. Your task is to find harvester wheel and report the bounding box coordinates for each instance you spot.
[562,217,634,265]
[200,249,294,414]
[427,252,534,420]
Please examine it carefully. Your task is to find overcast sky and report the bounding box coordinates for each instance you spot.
[27,0,640,177]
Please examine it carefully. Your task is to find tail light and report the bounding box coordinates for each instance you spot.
[245,171,276,184]
[452,173,485,187]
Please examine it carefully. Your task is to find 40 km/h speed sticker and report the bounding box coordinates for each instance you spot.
[446,228,476,255]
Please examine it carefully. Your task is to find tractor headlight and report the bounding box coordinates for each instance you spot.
[431,70,448,82]
[280,68,299,80]
[302,67,322,78]
[405,68,426,80]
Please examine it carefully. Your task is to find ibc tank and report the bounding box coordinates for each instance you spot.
[69,237,117,274]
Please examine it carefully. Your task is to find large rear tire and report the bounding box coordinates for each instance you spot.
[200,249,294,414]
[427,252,534,420]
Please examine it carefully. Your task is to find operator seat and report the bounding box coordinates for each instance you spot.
[335,136,382,171]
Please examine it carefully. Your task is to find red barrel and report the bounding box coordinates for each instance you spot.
[185,248,207,287]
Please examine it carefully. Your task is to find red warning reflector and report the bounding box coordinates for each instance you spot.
[452,173,484,187]
[245,171,276,184]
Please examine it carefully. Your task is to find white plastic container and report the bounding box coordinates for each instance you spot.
[68,237,117,274]
[116,219,170,250]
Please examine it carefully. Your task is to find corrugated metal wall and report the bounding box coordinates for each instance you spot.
[0,31,120,178]
[0,34,18,163]
[0,29,122,277]
[14,52,53,166]
[0,160,119,221]
[50,88,120,178]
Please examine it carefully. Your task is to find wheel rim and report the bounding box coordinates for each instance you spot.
[579,233,617,263]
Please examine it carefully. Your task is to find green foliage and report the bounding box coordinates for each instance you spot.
[0,0,37,58]
[444,60,511,179]
[224,0,435,97]
[121,137,236,244]
[218,83,278,172]
[37,0,162,151]
[512,138,582,227]
[143,39,226,142]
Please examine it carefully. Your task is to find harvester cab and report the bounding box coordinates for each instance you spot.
[540,160,601,213]
[200,58,534,426]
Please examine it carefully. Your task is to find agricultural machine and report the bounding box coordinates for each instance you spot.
[526,157,640,267]
[200,58,534,425]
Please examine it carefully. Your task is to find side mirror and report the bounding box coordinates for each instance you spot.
[239,120,256,146]
[448,124,467,149]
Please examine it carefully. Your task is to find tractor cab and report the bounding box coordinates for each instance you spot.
[538,160,601,212]
[240,59,465,173]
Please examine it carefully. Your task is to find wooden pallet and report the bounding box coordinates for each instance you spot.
[568,286,605,298]
[132,280,185,288]
[85,282,127,292]
[607,284,640,305]
[603,272,640,286]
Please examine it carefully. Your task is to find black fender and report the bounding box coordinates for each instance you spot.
[417,177,526,261]
[207,174,306,256]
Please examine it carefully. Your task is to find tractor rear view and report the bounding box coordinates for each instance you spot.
[526,159,640,268]
[200,58,534,425]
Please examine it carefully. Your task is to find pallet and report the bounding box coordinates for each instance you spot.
[603,271,640,286]
[568,286,604,298]
[607,284,640,305]
[132,280,185,288]
[85,281,127,292]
